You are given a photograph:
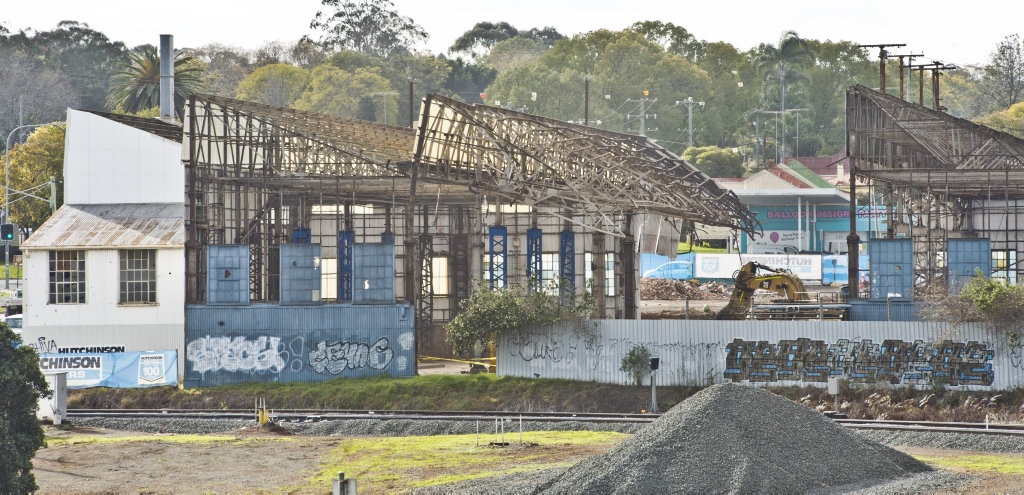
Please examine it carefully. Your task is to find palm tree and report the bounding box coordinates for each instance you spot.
[753,31,814,160]
[106,47,206,120]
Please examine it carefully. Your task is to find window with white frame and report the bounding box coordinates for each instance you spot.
[49,250,86,304]
[119,249,157,304]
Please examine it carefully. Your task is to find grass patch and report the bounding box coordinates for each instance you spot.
[914,453,1024,475]
[678,242,726,254]
[298,430,628,493]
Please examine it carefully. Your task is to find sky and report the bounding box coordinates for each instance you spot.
[1,0,1018,67]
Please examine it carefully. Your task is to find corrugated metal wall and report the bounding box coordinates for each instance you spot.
[185,304,415,387]
[497,320,1015,390]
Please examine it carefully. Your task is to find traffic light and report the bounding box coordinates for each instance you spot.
[1,223,13,241]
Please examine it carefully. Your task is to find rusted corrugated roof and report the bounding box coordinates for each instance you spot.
[80,110,183,142]
[22,204,185,250]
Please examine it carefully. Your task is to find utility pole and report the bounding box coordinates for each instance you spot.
[890,53,924,100]
[860,44,909,96]
[675,97,704,149]
[626,89,657,137]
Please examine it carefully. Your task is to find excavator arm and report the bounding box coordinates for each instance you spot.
[716,262,810,319]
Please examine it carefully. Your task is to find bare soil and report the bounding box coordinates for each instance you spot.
[32,424,1024,494]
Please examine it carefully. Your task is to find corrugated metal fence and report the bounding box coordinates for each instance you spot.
[497,320,1019,390]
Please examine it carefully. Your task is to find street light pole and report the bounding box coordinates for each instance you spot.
[5,122,63,289]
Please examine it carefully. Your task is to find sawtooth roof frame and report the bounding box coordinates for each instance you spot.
[185,93,758,236]
[412,94,758,234]
[847,85,1024,199]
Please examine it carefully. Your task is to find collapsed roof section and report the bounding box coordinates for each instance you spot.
[848,84,1024,199]
[184,93,758,236]
[414,94,759,235]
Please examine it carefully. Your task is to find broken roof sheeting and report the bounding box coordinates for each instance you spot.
[22,203,185,249]
[414,94,759,235]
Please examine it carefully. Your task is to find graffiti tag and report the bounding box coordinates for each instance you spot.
[308,336,394,375]
[187,336,286,374]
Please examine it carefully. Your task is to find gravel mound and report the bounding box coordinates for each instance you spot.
[534,383,931,494]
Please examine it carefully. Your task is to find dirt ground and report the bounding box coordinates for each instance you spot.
[31,424,1024,495]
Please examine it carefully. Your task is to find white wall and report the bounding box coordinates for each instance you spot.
[63,110,183,205]
[21,247,186,375]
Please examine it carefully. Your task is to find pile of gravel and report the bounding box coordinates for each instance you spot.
[532,383,932,494]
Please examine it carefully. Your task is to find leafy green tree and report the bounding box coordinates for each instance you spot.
[683,145,744,177]
[293,65,395,121]
[445,282,592,356]
[190,43,255,98]
[106,46,207,120]
[976,101,1024,138]
[978,34,1024,111]
[449,22,520,59]
[310,0,427,57]
[235,63,311,107]
[482,36,547,73]
[941,70,987,119]
[0,322,52,494]
[4,125,65,230]
[629,21,702,61]
[442,57,497,104]
[1,21,128,112]
[800,41,875,156]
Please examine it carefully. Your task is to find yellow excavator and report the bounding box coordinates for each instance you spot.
[716,261,847,320]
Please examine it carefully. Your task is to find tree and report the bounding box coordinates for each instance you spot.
[481,36,547,72]
[449,22,520,59]
[683,146,744,177]
[190,43,255,98]
[753,31,814,121]
[310,0,428,58]
[978,34,1024,111]
[106,46,207,120]
[0,48,78,145]
[445,282,592,356]
[975,101,1024,138]
[0,322,52,494]
[629,21,702,62]
[292,65,394,121]
[619,344,652,386]
[235,63,311,107]
[1,21,128,112]
[4,125,65,230]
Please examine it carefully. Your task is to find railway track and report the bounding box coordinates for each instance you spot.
[66,409,1024,435]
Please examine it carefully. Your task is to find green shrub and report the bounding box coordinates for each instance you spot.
[620,345,651,386]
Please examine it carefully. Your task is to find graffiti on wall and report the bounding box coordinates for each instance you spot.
[187,336,287,374]
[309,336,394,374]
[724,338,995,386]
[186,333,413,377]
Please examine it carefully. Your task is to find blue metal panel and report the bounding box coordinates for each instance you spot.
[184,303,415,386]
[488,226,507,290]
[291,228,311,243]
[280,244,322,305]
[526,228,542,290]
[338,231,355,302]
[947,238,991,292]
[868,239,913,300]
[206,245,250,306]
[559,229,575,302]
[353,242,395,304]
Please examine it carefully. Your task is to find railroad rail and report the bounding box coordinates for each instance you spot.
[65,409,1024,435]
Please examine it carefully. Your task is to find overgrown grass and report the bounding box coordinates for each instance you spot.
[677,242,726,254]
[294,430,627,493]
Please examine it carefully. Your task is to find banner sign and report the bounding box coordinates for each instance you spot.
[39,350,178,388]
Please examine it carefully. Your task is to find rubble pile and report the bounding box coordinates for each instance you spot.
[639,277,731,300]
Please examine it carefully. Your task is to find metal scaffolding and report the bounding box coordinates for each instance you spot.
[846,85,1024,292]
[183,93,759,346]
